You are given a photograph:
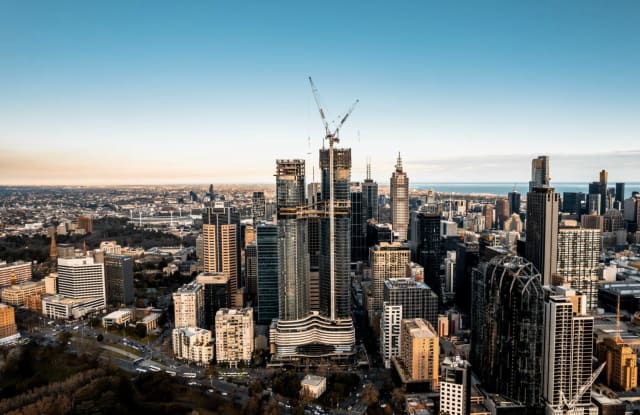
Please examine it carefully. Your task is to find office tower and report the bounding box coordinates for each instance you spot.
[173,281,204,329]
[362,160,379,221]
[581,214,604,231]
[556,221,600,308]
[77,215,93,233]
[395,318,439,390]
[603,209,625,232]
[215,308,254,367]
[351,182,367,262]
[410,212,442,296]
[542,286,596,415]
[623,195,640,224]
[529,155,550,191]
[319,147,352,320]
[367,221,393,248]
[172,326,214,365]
[441,220,459,237]
[276,159,309,321]
[57,257,106,309]
[308,215,321,270]
[195,272,229,330]
[588,170,608,215]
[444,251,456,296]
[1,281,46,307]
[390,153,409,241]
[383,278,438,327]
[503,213,523,233]
[245,242,258,304]
[482,204,494,229]
[256,223,278,323]
[508,191,521,215]
[587,194,602,215]
[615,183,626,205]
[252,191,266,223]
[381,303,402,368]
[455,242,479,313]
[307,182,321,207]
[562,192,585,215]
[0,303,18,342]
[440,356,472,415]
[0,261,32,288]
[495,199,510,228]
[49,227,57,260]
[370,242,410,312]
[56,244,75,259]
[202,201,242,307]
[104,254,134,306]
[598,338,638,392]
[526,186,560,285]
[471,255,544,406]
[463,214,485,233]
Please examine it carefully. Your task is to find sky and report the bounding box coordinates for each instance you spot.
[0,1,639,185]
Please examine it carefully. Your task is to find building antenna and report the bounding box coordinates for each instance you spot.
[616,294,622,344]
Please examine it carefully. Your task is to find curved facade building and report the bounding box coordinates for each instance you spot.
[270,312,356,358]
[471,254,544,407]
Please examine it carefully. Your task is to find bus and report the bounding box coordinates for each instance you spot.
[148,365,161,372]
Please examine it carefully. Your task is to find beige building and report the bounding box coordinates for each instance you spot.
[173,281,204,329]
[300,375,327,399]
[503,213,523,233]
[0,303,18,342]
[598,337,638,391]
[370,242,410,312]
[0,261,32,288]
[215,308,254,366]
[172,326,214,365]
[99,241,122,255]
[44,273,58,294]
[1,280,46,306]
[102,309,133,327]
[390,154,409,241]
[396,318,439,390]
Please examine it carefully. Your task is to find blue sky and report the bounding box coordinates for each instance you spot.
[1,1,639,185]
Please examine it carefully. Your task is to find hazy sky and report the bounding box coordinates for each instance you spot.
[1,1,639,185]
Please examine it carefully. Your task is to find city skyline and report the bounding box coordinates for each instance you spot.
[1,1,639,185]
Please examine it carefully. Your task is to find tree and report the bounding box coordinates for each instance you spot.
[272,370,301,399]
[361,383,379,407]
[96,334,104,342]
[135,324,147,338]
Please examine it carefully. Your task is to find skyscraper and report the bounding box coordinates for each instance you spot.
[495,199,510,228]
[482,204,494,230]
[202,202,242,307]
[410,212,442,296]
[245,242,257,305]
[508,190,521,215]
[370,242,411,312]
[173,281,205,329]
[350,182,367,262]
[319,147,352,320]
[362,160,379,221]
[383,277,438,327]
[440,357,472,415]
[104,254,134,306]
[276,159,309,321]
[390,153,409,241]
[471,255,544,406]
[542,286,596,415]
[57,257,106,310]
[252,191,266,223]
[562,192,585,215]
[556,221,600,310]
[529,155,550,191]
[195,272,229,330]
[526,186,560,285]
[615,183,626,205]
[256,223,278,323]
[588,170,608,215]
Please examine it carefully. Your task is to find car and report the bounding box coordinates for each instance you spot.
[221,392,228,396]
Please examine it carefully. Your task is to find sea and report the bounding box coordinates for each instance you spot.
[412,182,640,198]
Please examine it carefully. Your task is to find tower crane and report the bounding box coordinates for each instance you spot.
[558,362,606,415]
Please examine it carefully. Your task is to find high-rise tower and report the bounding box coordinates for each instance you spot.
[391,153,409,241]
[526,186,560,285]
[529,155,550,191]
[362,159,379,221]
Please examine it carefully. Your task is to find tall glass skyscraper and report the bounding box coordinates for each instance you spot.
[362,160,379,221]
[276,159,310,321]
[256,223,278,323]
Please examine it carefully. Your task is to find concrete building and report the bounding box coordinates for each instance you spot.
[104,254,134,306]
[483,204,495,230]
[503,213,523,233]
[77,215,93,233]
[57,256,106,310]
[173,281,204,329]
[495,199,510,229]
[529,155,550,191]
[1,280,46,306]
[391,153,409,241]
[526,186,559,285]
[381,303,402,368]
[215,308,254,366]
[300,375,327,399]
[581,214,604,231]
[395,318,439,389]
[0,303,18,343]
[252,191,266,223]
[556,222,600,310]
[42,295,104,319]
[542,286,597,415]
[370,242,411,312]
[0,261,32,288]
[102,309,134,327]
[383,278,438,327]
[172,326,214,365]
[44,273,57,294]
[99,241,122,255]
[598,337,638,392]
[441,356,472,415]
[245,242,258,304]
[195,272,229,330]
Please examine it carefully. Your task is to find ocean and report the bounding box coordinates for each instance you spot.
[412,182,640,198]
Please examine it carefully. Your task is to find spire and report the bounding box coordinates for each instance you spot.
[366,157,372,181]
[395,152,403,172]
[49,226,57,260]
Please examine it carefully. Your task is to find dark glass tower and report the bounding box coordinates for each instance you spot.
[616,182,626,204]
[276,159,309,321]
[350,182,367,262]
[410,212,443,296]
[508,191,521,215]
[562,192,584,215]
[362,160,379,221]
[525,187,559,285]
[256,223,278,323]
[104,254,134,306]
[319,148,352,320]
[252,191,266,223]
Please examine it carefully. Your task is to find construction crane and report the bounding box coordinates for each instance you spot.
[559,362,606,414]
[308,76,358,321]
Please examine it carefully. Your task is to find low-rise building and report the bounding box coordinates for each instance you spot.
[102,309,134,328]
[300,375,327,399]
[172,326,213,365]
[0,303,19,344]
[1,280,46,306]
[42,295,104,320]
[0,261,32,288]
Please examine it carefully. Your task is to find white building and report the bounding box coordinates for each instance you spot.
[99,241,122,255]
[172,326,214,365]
[102,309,133,327]
[381,303,403,368]
[440,356,471,415]
[300,375,327,399]
[215,308,254,366]
[42,295,105,319]
[0,261,32,288]
[57,256,106,310]
[173,281,204,329]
